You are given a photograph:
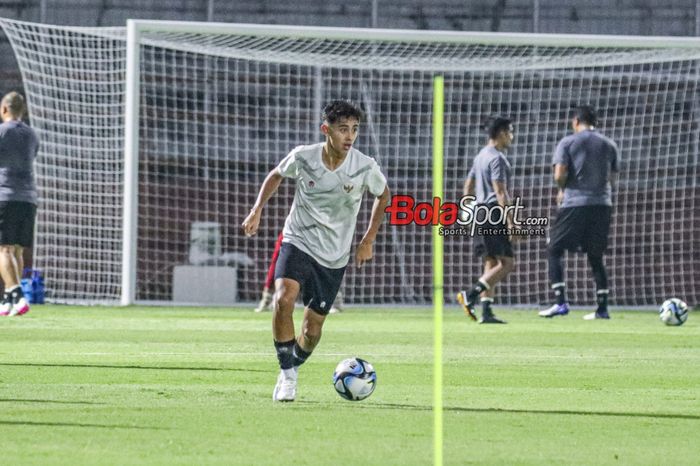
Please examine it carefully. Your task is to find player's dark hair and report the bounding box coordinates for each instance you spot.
[573,105,598,126]
[322,99,363,124]
[483,116,512,139]
[2,91,26,118]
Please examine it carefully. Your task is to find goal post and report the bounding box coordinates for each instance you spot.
[0,17,698,307]
[122,19,141,306]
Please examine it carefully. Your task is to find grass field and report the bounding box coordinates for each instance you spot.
[444,308,700,466]
[0,306,433,465]
[0,305,698,465]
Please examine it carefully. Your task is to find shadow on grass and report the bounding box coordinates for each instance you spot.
[294,402,700,421]
[294,400,432,411]
[0,362,267,372]
[0,398,104,405]
[444,406,700,421]
[0,419,166,430]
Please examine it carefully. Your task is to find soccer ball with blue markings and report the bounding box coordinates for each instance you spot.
[333,357,376,401]
[659,298,689,326]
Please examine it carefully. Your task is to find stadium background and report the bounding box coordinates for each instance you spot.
[0,1,697,306]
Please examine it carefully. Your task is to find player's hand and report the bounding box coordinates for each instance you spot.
[556,190,565,206]
[242,209,261,237]
[355,240,373,268]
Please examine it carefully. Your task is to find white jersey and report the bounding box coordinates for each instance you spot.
[276,142,387,268]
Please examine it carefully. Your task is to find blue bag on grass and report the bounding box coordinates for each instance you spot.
[20,268,44,304]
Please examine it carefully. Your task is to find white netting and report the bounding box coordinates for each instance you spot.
[1,18,698,306]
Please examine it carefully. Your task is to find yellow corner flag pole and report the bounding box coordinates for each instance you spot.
[432,75,444,466]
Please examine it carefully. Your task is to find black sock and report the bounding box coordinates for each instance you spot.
[468,280,490,301]
[292,341,312,368]
[552,283,566,305]
[273,339,295,370]
[596,289,609,313]
[481,297,494,317]
[10,286,24,302]
[2,292,10,304]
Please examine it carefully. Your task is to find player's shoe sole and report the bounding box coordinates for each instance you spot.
[456,291,478,321]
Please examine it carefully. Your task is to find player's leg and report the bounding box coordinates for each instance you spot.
[0,244,19,316]
[458,229,513,321]
[255,232,283,312]
[583,206,612,320]
[479,255,512,324]
[539,207,582,318]
[9,245,29,316]
[293,307,327,368]
[583,252,610,320]
[271,276,301,402]
[270,242,306,401]
[291,259,344,370]
[3,202,35,316]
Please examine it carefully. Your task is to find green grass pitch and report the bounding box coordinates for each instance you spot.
[1,305,698,465]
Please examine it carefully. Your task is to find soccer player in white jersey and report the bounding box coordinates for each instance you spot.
[242,100,389,402]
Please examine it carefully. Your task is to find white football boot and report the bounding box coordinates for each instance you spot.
[272,368,297,402]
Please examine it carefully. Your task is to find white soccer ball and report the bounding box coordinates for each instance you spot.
[659,298,689,326]
[332,357,377,401]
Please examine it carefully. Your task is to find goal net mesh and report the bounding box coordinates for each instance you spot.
[1,18,698,306]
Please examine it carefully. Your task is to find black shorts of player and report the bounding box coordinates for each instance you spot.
[472,203,514,258]
[549,205,612,256]
[0,201,37,247]
[274,242,346,315]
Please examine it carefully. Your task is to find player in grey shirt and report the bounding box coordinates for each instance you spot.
[457,116,517,324]
[0,92,38,317]
[242,100,389,401]
[539,105,619,320]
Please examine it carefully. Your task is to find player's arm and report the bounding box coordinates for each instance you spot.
[356,185,390,268]
[464,176,475,197]
[464,165,476,196]
[242,169,284,237]
[553,163,568,205]
[492,180,513,227]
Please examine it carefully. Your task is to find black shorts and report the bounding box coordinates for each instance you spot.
[473,203,514,258]
[549,205,611,256]
[0,201,36,247]
[274,242,346,315]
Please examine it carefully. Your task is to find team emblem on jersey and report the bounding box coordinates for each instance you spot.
[308,180,315,188]
[343,183,354,193]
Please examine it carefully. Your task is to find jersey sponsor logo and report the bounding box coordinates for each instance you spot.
[343,183,354,193]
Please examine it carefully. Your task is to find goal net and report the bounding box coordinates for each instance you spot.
[1,18,698,306]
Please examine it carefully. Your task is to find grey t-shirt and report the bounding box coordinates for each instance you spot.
[553,129,618,208]
[467,145,512,205]
[0,120,38,204]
